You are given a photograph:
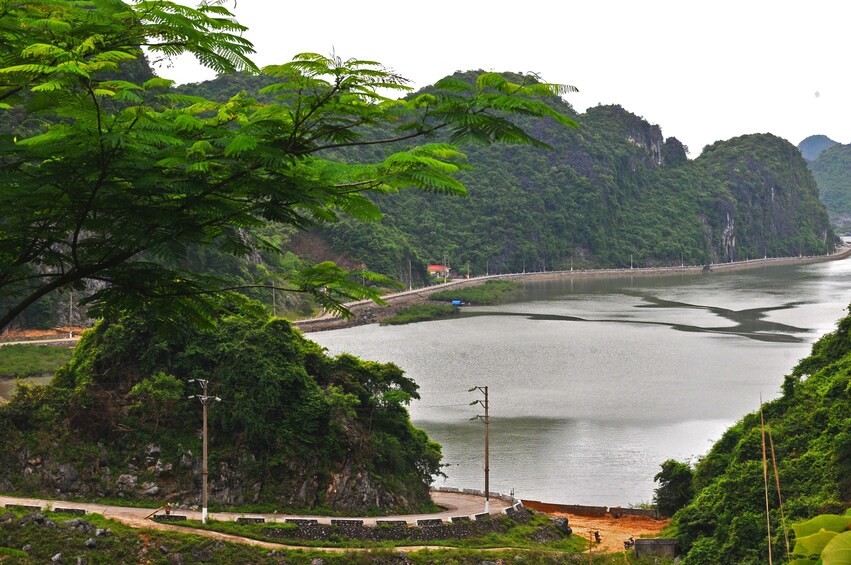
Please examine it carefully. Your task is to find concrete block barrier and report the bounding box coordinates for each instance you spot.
[53,508,87,515]
[153,514,187,522]
[4,504,40,512]
[416,518,443,527]
[331,519,363,527]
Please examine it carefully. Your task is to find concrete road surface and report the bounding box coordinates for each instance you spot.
[0,490,511,525]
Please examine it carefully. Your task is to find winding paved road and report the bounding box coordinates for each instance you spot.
[0,490,510,525]
[1,492,519,554]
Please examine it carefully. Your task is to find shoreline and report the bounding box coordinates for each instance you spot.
[294,246,851,333]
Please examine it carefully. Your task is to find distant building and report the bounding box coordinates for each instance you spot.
[427,265,450,278]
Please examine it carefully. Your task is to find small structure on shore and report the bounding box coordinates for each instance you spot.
[634,538,676,558]
[427,264,450,279]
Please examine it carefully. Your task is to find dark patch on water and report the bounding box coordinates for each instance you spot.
[453,293,809,343]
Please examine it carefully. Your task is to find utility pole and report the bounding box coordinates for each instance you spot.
[469,385,490,513]
[189,379,220,524]
[408,258,412,291]
[68,290,74,338]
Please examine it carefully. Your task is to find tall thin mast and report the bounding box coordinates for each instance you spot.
[760,399,773,565]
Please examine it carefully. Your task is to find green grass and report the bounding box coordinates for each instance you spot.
[0,508,342,564]
[429,280,521,305]
[0,344,72,378]
[381,304,459,325]
[0,507,674,563]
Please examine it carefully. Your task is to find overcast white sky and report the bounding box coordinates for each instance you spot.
[159,0,849,157]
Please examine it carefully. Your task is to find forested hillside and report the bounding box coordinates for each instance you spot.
[798,135,838,162]
[669,306,851,564]
[3,68,838,330]
[127,71,839,282]
[314,79,836,278]
[807,143,851,231]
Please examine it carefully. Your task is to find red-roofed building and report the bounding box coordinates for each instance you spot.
[427,264,450,278]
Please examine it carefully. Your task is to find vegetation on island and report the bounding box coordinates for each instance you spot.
[660,305,851,564]
[430,280,521,305]
[381,304,459,326]
[380,281,522,325]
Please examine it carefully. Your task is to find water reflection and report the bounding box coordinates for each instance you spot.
[423,416,732,505]
[309,258,851,505]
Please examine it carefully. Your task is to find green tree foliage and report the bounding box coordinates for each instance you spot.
[0,0,578,331]
[653,459,694,518]
[670,305,851,563]
[0,309,443,511]
[127,371,183,432]
[790,511,851,564]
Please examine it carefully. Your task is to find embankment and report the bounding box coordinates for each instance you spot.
[295,246,851,333]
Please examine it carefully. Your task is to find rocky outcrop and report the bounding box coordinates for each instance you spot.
[4,442,427,512]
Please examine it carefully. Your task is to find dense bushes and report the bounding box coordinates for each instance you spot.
[0,309,442,512]
[670,306,851,563]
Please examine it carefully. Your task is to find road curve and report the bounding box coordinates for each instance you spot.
[0,492,520,554]
[0,490,510,525]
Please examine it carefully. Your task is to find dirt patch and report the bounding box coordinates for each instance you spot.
[0,327,85,341]
[551,512,670,554]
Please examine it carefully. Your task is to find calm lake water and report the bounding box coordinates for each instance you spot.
[307,257,851,506]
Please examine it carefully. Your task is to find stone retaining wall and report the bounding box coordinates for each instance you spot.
[522,500,607,517]
[261,513,528,543]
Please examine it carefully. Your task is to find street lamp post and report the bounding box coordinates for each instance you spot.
[469,385,490,513]
[189,379,220,524]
